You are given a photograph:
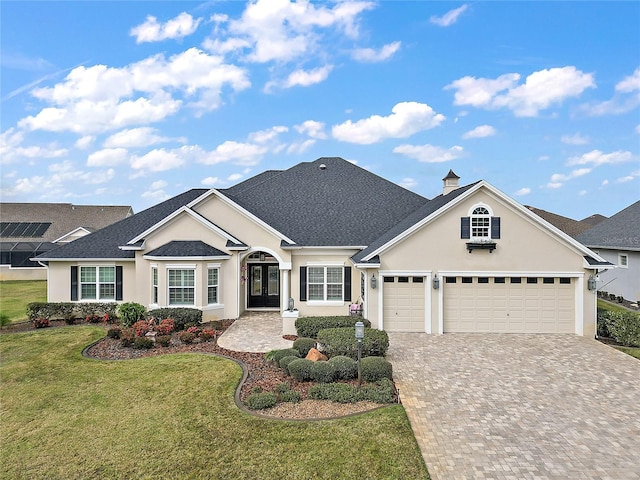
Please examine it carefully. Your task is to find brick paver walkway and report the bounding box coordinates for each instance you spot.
[217,311,293,353]
[387,333,640,480]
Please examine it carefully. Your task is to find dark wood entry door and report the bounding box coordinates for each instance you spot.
[248,264,280,308]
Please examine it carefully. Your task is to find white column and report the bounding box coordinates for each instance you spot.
[282,268,289,311]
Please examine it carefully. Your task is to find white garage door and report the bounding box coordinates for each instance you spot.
[443,276,574,333]
[383,276,426,332]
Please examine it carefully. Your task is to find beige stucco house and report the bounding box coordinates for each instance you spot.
[36,157,611,337]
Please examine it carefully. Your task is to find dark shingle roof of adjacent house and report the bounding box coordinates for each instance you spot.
[35,189,208,260]
[221,157,429,246]
[576,200,640,251]
[524,206,594,238]
[0,203,133,243]
[144,241,229,258]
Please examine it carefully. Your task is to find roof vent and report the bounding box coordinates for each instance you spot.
[319,163,326,170]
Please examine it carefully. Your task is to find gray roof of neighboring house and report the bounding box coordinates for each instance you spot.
[35,189,207,260]
[524,206,594,238]
[145,241,229,258]
[576,200,640,251]
[221,157,429,246]
[0,203,133,243]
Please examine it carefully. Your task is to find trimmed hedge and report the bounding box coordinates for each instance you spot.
[309,378,395,404]
[317,327,389,359]
[278,355,300,375]
[26,302,118,321]
[266,348,300,364]
[293,337,316,357]
[604,311,640,347]
[147,308,202,331]
[295,316,371,339]
[310,361,336,383]
[287,358,314,382]
[328,356,357,380]
[246,392,277,410]
[361,356,393,382]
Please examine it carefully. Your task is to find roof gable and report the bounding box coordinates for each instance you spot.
[576,200,640,251]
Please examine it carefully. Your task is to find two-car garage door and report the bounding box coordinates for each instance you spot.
[443,276,574,333]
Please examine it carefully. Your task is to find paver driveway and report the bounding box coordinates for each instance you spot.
[387,334,640,480]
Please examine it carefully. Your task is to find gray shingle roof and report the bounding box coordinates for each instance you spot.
[0,203,132,242]
[524,206,593,238]
[145,241,229,258]
[35,189,207,260]
[576,200,640,251]
[221,157,429,246]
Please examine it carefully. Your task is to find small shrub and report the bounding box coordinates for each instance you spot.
[287,358,314,382]
[279,390,301,403]
[251,386,263,394]
[0,313,10,329]
[178,330,196,344]
[309,361,336,383]
[328,356,358,380]
[309,383,359,403]
[275,382,291,394]
[609,293,617,301]
[266,348,300,364]
[132,320,152,337]
[597,309,611,338]
[361,356,393,382]
[317,327,389,359]
[148,308,201,331]
[85,314,102,324]
[106,326,122,339]
[120,328,135,347]
[278,355,300,375]
[359,378,395,404]
[246,392,277,410]
[33,317,50,328]
[617,296,624,303]
[155,318,175,335]
[199,328,216,342]
[293,337,316,357]
[133,337,154,350]
[295,316,371,339]
[606,311,640,347]
[186,326,201,336]
[156,335,171,347]
[118,302,146,328]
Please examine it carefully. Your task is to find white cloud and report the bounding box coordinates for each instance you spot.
[566,149,633,166]
[141,187,170,201]
[538,155,550,161]
[198,141,268,166]
[578,190,587,196]
[561,133,589,145]
[546,182,563,189]
[616,175,634,183]
[87,148,129,167]
[399,177,417,189]
[294,120,327,139]
[130,12,201,43]
[462,124,495,139]
[332,102,445,144]
[75,136,95,149]
[446,67,595,117]
[615,67,640,93]
[286,139,316,154]
[130,147,187,172]
[266,65,333,91]
[201,176,222,186]
[601,179,609,186]
[248,126,288,143]
[636,124,640,134]
[227,173,243,182]
[104,127,181,148]
[430,4,468,27]
[150,179,168,190]
[514,187,531,196]
[393,144,464,163]
[351,41,401,62]
[549,168,591,183]
[0,128,68,164]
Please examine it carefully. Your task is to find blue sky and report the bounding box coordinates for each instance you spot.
[1,1,639,220]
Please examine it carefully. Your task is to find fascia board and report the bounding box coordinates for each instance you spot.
[34,257,135,262]
[52,227,92,244]
[143,255,231,261]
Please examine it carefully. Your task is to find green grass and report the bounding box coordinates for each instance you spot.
[0,327,429,480]
[0,280,46,323]
[615,346,640,360]
[598,298,630,313]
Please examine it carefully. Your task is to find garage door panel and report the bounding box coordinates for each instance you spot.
[384,276,426,332]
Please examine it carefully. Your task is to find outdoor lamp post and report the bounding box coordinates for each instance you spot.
[355,321,365,386]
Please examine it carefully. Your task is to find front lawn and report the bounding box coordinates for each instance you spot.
[0,280,46,323]
[0,327,429,480]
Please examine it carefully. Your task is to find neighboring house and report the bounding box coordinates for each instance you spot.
[35,157,611,337]
[1,203,133,281]
[576,200,640,303]
[524,206,603,238]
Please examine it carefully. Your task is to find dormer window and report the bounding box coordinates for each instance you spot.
[461,204,500,252]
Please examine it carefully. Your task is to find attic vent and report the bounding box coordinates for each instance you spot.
[319,163,326,170]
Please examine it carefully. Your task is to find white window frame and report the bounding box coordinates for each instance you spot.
[151,265,158,305]
[167,267,196,306]
[307,265,344,305]
[207,266,220,305]
[80,266,115,300]
[470,206,491,240]
[619,253,628,268]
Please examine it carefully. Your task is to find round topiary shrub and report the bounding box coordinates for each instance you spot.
[266,348,300,364]
[279,355,300,375]
[310,361,336,383]
[106,326,122,339]
[120,328,135,347]
[156,335,171,347]
[246,392,277,410]
[133,336,154,350]
[287,358,314,381]
[293,337,316,357]
[328,355,357,380]
[361,356,393,382]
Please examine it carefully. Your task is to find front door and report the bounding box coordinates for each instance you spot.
[248,263,280,308]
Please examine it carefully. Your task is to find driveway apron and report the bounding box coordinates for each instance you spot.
[217,311,293,353]
[387,333,640,480]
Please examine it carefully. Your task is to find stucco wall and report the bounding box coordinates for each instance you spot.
[0,266,46,281]
[594,249,640,302]
[47,261,136,303]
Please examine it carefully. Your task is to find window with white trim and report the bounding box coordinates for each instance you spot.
[619,254,628,268]
[152,267,158,304]
[308,266,343,301]
[168,269,195,305]
[80,266,115,300]
[471,207,491,239]
[208,267,219,304]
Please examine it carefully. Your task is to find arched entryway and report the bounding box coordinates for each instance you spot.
[244,251,280,308]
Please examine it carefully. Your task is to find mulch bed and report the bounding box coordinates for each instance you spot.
[3,319,391,419]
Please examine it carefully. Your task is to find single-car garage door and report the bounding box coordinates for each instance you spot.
[444,276,574,333]
[383,276,426,332]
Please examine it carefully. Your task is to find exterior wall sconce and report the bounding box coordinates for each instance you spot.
[587,275,597,291]
[370,273,377,289]
[433,274,440,290]
[288,297,295,311]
